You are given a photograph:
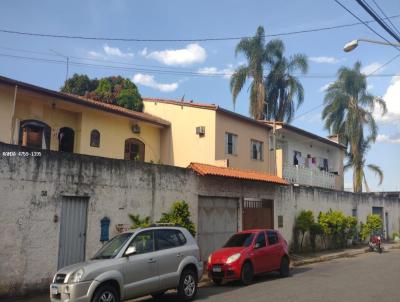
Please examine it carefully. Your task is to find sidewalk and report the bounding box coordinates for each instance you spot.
[291,242,400,267]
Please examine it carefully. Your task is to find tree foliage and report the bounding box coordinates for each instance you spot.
[128,214,151,229]
[360,214,383,240]
[295,210,314,250]
[158,200,196,237]
[230,26,308,121]
[61,74,143,111]
[322,62,386,192]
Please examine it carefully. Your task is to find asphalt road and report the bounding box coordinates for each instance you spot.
[6,249,400,302]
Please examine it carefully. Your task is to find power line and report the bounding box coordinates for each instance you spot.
[334,0,400,52]
[372,0,400,37]
[1,52,399,79]
[355,0,400,44]
[1,14,400,42]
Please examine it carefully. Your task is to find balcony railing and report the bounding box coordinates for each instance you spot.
[283,164,336,190]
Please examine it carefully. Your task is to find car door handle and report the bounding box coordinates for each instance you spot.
[148,258,157,263]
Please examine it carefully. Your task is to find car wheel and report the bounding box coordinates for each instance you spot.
[240,262,253,285]
[92,284,119,302]
[279,257,290,278]
[212,278,223,285]
[177,269,198,301]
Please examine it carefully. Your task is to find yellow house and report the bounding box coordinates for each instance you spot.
[143,98,274,173]
[0,76,169,163]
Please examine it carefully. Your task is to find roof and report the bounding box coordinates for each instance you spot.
[144,97,272,129]
[188,162,288,185]
[0,75,170,127]
[262,121,346,150]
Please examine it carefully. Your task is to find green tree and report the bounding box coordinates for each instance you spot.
[158,200,196,237]
[295,210,314,250]
[128,214,151,228]
[230,26,308,121]
[263,40,308,122]
[60,73,98,96]
[61,75,144,111]
[322,62,386,192]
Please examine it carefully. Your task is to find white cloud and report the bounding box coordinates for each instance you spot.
[132,73,178,92]
[310,56,341,64]
[361,62,385,75]
[319,82,334,92]
[87,44,134,60]
[197,64,234,79]
[377,133,400,144]
[139,47,148,56]
[103,44,134,58]
[145,43,206,66]
[374,76,400,124]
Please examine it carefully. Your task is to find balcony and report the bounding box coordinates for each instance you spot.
[282,163,337,190]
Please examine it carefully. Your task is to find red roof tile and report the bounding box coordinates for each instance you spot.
[188,162,288,185]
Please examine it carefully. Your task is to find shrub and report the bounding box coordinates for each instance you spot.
[128,214,151,228]
[295,210,314,251]
[158,200,196,237]
[360,214,383,240]
[309,222,323,252]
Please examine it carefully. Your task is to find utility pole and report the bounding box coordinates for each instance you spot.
[50,49,69,82]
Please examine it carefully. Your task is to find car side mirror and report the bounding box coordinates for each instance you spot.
[125,246,136,256]
[254,243,261,249]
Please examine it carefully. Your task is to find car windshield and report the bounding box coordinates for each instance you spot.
[92,233,133,259]
[223,233,255,248]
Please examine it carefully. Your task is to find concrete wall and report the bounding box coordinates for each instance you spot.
[0,142,399,297]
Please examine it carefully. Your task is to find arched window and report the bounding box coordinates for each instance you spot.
[58,127,75,153]
[90,130,100,148]
[124,138,145,162]
[18,120,51,149]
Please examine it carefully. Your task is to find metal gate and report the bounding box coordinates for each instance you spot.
[197,196,239,261]
[58,196,89,269]
[242,199,274,230]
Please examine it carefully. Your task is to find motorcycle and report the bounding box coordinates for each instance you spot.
[368,231,383,253]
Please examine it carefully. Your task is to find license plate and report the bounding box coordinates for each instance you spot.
[50,284,59,295]
[213,266,222,273]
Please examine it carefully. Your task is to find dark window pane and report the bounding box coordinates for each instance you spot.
[255,232,266,248]
[267,231,279,245]
[156,229,182,250]
[224,233,255,247]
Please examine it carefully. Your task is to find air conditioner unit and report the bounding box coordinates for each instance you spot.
[196,126,205,136]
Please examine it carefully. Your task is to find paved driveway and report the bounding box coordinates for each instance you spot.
[6,249,400,302]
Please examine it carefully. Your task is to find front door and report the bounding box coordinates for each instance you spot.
[58,196,88,269]
[58,127,75,153]
[243,199,274,230]
[123,230,159,299]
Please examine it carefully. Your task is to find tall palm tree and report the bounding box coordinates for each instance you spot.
[230,26,308,121]
[322,61,386,192]
[230,26,267,119]
[263,40,308,122]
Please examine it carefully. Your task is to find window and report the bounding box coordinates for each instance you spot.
[18,120,51,149]
[251,139,263,160]
[224,233,255,247]
[90,130,100,147]
[128,231,154,254]
[155,229,186,250]
[58,127,75,153]
[124,138,145,161]
[93,233,132,259]
[225,132,237,155]
[267,231,279,245]
[255,232,266,248]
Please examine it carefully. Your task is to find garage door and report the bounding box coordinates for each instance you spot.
[197,196,239,261]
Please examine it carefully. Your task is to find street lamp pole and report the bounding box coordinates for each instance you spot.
[343,38,400,52]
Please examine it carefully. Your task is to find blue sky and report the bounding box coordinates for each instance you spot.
[1,0,399,191]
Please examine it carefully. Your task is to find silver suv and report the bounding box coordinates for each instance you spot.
[50,226,203,302]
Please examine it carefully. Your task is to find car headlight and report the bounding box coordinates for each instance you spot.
[208,254,212,263]
[69,268,84,283]
[226,253,241,264]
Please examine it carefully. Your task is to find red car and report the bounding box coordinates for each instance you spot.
[207,229,290,285]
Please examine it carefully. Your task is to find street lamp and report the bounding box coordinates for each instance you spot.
[343,38,400,52]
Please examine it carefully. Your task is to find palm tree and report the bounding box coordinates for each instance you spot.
[263,40,308,122]
[230,26,267,119]
[322,61,386,192]
[230,26,308,121]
